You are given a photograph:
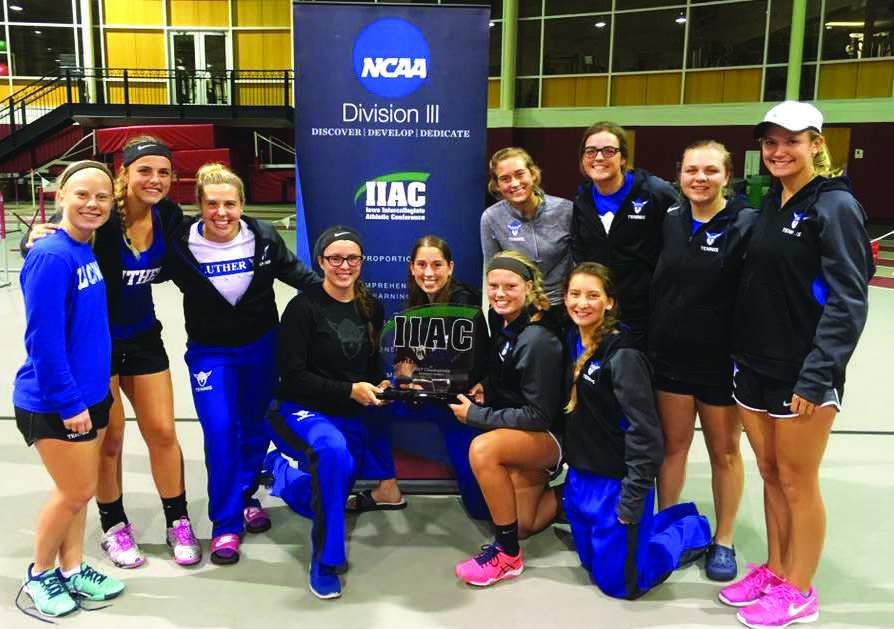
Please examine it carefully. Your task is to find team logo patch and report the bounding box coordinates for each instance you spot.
[631,199,648,214]
[507,220,523,237]
[790,212,805,229]
[705,231,723,246]
[193,370,212,391]
[583,360,601,383]
[352,18,430,99]
[499,341,511,361]
[291,410,313,421]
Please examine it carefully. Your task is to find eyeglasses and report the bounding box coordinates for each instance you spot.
[582,146,620,159]
[323,254,363,267]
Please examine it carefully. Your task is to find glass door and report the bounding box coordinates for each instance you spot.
[171,32,229,105]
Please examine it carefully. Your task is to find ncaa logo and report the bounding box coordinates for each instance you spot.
[352,18,430,99]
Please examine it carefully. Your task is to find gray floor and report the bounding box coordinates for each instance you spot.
[0,243,893,628]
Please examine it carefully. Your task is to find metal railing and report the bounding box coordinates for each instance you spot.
[0,67,294,142]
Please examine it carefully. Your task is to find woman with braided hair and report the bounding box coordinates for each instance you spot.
[450,250,565,587]
[561,262,711,599]
[23,136,200,569]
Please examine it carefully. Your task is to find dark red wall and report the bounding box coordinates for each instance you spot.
[486,122,893,220]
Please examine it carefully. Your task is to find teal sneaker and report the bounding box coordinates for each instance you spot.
[60,563,124,601]
[17,564,77,618]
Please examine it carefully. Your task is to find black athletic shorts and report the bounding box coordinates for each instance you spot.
[111,320,169,377]
[732,362,842,418]
[15,392,113,446]
[653,374,734,407]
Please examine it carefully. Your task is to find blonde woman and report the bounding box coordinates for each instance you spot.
[164,163,319,565]
[481,147,572,304]
[722,101,873,628]
[450,251,564,587]
[24,137,198,568]
[14,162,124,618]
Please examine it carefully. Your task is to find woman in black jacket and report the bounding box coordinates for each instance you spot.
[562,261,710,600]
[720,102,873,628]
[570,121,678,348]
[164,163,319,566]
[450,250,564,587]
[348,235,490,520]
[648,140,757,582]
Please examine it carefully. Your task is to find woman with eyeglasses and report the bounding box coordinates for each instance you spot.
[570,122,678,348]
[164,163,319,566]
[481,147,573,304]
[264,225,390,600]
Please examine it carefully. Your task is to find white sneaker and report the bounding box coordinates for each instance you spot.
[166,517,202,566]
[100,522,145,568]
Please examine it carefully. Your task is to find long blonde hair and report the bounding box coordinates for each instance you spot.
[808,131,841,177]
[564,263,620,413]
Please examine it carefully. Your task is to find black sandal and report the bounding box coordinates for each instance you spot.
[345,489,407,513]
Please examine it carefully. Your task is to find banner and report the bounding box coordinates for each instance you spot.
[293,2,489,313]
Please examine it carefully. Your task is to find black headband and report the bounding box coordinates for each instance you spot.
[122,142,172,167]
[313,225,364,261]
[487,257,533,281]
[60,160,115,188]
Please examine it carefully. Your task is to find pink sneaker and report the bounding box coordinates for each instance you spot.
[166,517,202,566]
[719,563,783,607]
[455,544,523,587]
[100,522,145,569]
[736,583,818,628]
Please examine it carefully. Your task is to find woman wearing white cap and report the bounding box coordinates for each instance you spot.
[719,101,873,628]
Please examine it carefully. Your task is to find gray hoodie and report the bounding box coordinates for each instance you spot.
[480,194,573,304]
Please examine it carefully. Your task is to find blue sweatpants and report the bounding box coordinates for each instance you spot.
[266,400,373,568]
[361,401,490,520]
[184,329,276,537]
[563,467,711,599]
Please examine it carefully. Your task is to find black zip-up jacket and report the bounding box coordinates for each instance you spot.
[465,307,563,433]
[20,198,184,326]
[165,215,320,347]
[564,328,663,524]
[732,176,874,402]
[571,169,679,338]
[648,197,758,387]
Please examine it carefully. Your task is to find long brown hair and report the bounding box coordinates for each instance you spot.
[564,263,620,413]
[406,235,454,308]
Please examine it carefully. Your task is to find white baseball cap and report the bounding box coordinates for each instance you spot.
[753,100,823,138]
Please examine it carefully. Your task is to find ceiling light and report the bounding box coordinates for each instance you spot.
[675,15,687,24]
[594,21,607,28]
[9,4,23,11]
[825,21,865,28]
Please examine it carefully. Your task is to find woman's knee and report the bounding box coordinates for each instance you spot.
[140,417,179,451]
[468,433,501,473]
[753,455,780,485]
[99,428,125,459]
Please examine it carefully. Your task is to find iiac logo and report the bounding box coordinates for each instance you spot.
[507,220,522,237]
[631,199,648,214]
[790,212,805,229]
[705,231,724,246]
[352,18,430,99]
[357,172,429,209]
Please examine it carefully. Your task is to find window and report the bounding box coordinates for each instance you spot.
[543,15,610,75]
[8,26,77,76]
[612,9,685,72]
[688,1,766,69]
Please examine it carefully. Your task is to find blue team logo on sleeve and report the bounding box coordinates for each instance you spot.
[200,257,254,277]
[352,18,430,99]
